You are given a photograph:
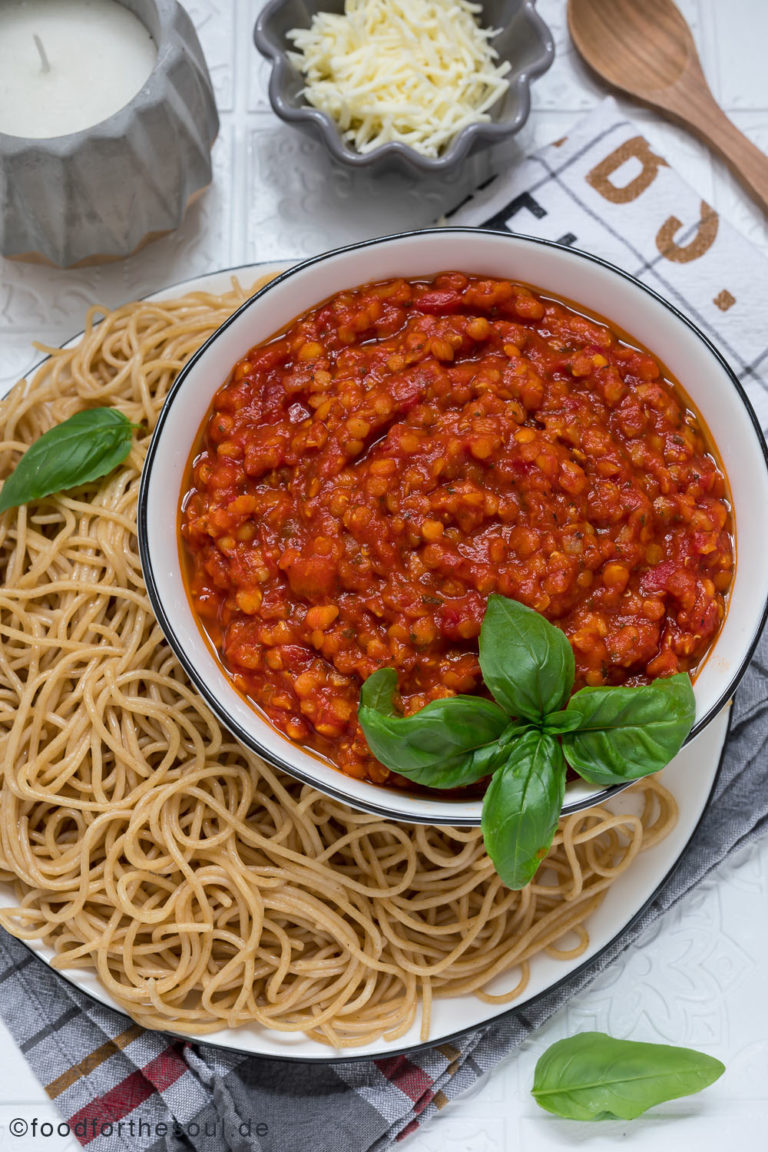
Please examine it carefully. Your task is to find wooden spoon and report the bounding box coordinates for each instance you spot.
[567,0,768,214]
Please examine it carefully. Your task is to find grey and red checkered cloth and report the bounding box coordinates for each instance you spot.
[3,100,768,1152]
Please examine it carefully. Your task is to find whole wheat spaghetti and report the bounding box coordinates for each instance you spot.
[0,281,677,1046]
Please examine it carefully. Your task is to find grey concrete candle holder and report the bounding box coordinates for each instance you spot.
[0,0,219,267]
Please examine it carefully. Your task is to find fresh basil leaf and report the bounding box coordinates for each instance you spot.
[478,594,575,721]
[0,407,135,514]
[497,720,535,747]
[541,709,583,735]
[359,667,399,714]
[358,669,508,788]
[562,672,695,786]
[458,722,536,781]
[463,740,510,780]
[480,729,565,890]
[532,1031,724,1121]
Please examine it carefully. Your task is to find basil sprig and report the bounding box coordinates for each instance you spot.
[358,594,695,889]
[0,407,136,514]
[532,1032,724,1120]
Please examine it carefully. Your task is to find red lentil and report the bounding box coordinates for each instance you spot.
[181,273,734,785]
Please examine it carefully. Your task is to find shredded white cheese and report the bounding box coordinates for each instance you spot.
[287,0,511,158]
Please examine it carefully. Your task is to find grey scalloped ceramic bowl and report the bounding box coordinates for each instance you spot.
[253,0,555,173]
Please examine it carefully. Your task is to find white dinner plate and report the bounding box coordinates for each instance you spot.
[0,263,733,1062]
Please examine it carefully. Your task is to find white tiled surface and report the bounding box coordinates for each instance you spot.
[1,1,768,1147]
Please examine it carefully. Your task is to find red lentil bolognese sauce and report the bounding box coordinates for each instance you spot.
[180,273,733,785]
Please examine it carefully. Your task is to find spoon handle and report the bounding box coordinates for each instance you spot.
[683,94,768,215]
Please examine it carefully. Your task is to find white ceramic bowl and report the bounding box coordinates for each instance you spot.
[138,229,768,825]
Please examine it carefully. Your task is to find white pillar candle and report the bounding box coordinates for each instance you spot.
[0,0,157,139]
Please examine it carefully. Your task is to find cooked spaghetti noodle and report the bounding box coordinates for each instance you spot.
[0,281,677,1046]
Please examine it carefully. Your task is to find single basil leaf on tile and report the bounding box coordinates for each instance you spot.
[478,594,575,721]
[0,407,135,514]
[532,1031,725,1121]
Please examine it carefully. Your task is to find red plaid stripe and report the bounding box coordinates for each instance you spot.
[67,1044,187,1144]
[397,1119,421,1141]
[374,1055,435,1111]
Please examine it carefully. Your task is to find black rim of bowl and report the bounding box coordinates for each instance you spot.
[137,228,768,826]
